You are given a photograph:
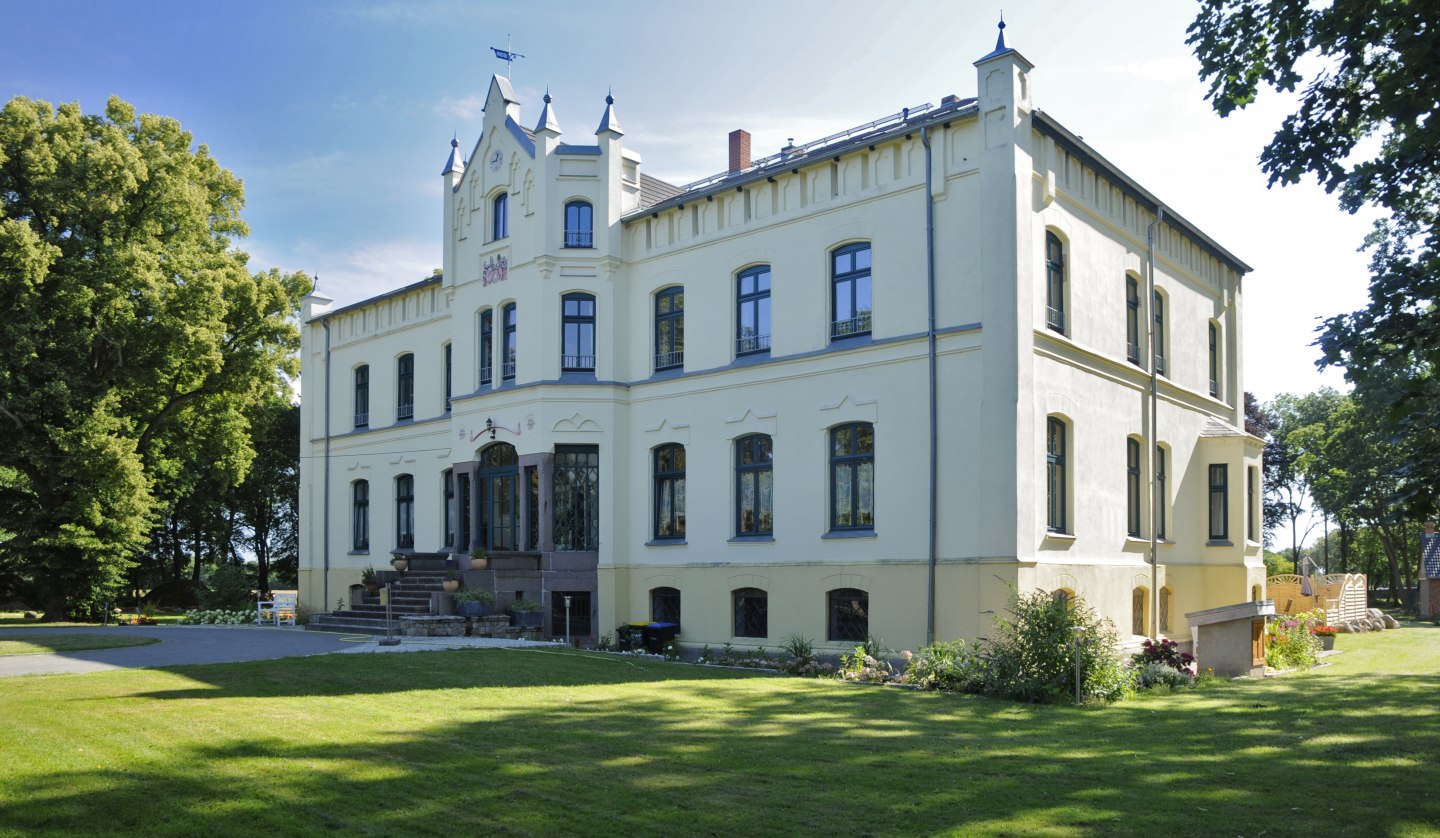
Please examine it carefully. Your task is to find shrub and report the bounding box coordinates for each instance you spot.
[779,634,832,678]
[982,589,1130,703]
[1266,611,1323,670]
[179,608,257,625]
[838,636,895,683]
[1132,638,1197,677]
[452,588,496,604]
[1135,661,1192,690]
[200,564,253,612]
[900,640,985,692]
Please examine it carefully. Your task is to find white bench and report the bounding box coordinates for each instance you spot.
[257,590,298,626]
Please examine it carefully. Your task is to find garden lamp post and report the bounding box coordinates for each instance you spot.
[564,595,572,646]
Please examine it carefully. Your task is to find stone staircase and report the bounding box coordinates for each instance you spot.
[306,567,446,635]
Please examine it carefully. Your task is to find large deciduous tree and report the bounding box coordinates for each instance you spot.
[0,96,306,618]
[1189,1,1440,508]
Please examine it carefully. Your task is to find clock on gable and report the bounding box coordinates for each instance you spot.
[488,150,503,172]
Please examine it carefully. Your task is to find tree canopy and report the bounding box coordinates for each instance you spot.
[1189,0,1440,509]
[0,96,307,618]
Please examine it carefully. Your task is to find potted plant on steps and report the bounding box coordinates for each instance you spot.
[466,546,487,571]
[510,597,545,629]
[442,570,461,593]
[360,567,380,593]
[452,588,496,618]
[390,554,409,572]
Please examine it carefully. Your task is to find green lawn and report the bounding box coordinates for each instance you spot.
[0,611,187,627]
[0,633,160,656]
[0,625,1436,837]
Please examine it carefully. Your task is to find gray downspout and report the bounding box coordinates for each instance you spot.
[921,124,938,645]
[322,318,332,614]
[1146,206,1165,639]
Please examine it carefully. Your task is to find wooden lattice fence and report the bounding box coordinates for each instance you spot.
[1266,573,1367,625]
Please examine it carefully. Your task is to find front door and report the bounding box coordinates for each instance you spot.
[478,443,518,551]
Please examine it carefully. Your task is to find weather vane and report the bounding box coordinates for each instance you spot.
[490,35,524,78]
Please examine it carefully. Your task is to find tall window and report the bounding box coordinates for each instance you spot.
[479,444,518,551]
[554,445,599,551]
[1247,466,1257,542]
[1132,587,1147,636]
[828,588,869,642]
[526,465,539,551]
[396,353,414,420]
[1046,232,1065,333]
[1209,322,1220,397]
[1209,464,1229,540]
[564,200,593,248]
[655,286,684,370]
[733,587,768,637]
[443,469,455,548]
[831,244,872,339]
[735,434,774,536]
[1047,417,1067,533]
[653,444,686,539]
[493,192,508,241]
[456,472,471,552]
[651,587,681,625]
[1153,291,1166,376]
[1127,438,1142,537]
[1159,587,1172,632]
[479,310,494,385]
[1156,445,1167,539]
[1126,275,1141,364]
[561,293,596,372]
[443,342,452,412]
[351,480,369,550]
[830,423,875,531]
[354,365,369,428]
[737,266,771,355]
[502,303,517,380]
[395,474,414,548]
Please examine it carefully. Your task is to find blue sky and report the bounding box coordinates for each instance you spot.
[3,0,1374,409]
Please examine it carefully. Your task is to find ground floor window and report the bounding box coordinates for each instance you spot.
[651,587,680,625]
[554,445,599,550]
[733,587,767,637]
[827,588,868,642]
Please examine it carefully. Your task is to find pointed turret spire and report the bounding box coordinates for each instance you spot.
[535,87,561,134]
[595,88,623,136]
[994,13,1007,52]
[441,136,465,176]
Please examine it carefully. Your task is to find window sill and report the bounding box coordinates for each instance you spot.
[347,550,370,556]
[823,529,877,540]
[645,538,687,547]
[1125,537,1174,546]
[1206,539,1234,547]
[728,535,775,544]
[1043,531,1076,544]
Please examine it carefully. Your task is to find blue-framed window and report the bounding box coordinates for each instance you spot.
[1047,417,1067,533]
[564,200,593,248]
[735,434,773,536]
[1046,232,1065,333]
[655,286,684,370]
[831,244,871,339]
[352,480,369,550]
[493,192,508,241]
[353,365,369,428]
[480,310,494,385]
[396,353,414,421]
[395,474,414,548]
[502,303,517,380]
[562,293,596,371]
[830,423,875,531]
[653,444,686,539]
[737,266,771,355]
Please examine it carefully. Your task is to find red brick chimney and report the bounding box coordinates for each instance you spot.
[728,129,751,173]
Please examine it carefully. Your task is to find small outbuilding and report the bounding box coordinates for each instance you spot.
[1185,600,1275,678]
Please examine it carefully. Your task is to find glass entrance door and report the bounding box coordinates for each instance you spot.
[478,443,519,551]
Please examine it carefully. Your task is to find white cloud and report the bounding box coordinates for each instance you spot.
[435,94,486,121]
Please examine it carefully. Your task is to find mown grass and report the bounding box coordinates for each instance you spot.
[0,633,160,656]
[0,624,1436,837]
[0,611,187,627]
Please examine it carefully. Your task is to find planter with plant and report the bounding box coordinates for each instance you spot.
[360,567,380,592]
[452,587,496,617]
[442,569,461,593]
[466,545,488,571]
[390,555,409,572]
[510,597,545,628]
[1313,624,1338,651]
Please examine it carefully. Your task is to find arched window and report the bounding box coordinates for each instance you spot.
[1053,588,1075,608]
[831,244,872,339]
[1047,417,1068,533]
[1156,444,1168,539]
[651,587,681,625]
[1159,587,1173,633]
[1153,290,1167,376]
[655,286,684,370]
[830,423,875,531]
[1127,437,1142,537]
[493,192,508,241]
[736,266,771,355]
[1209,321,1220,397]
[653,444,686,539]
[1132,586,1148,636]
[733,587,768,637]
[479,443,519,551]
[351,480,369,551]
[828,588,869,642]
[1251,584,1262,603]
[443,342,452,412]
[735,434,774,536]
[561,293,596,371]
[1046,232,1065,333]
[353,365,369,428]
[479,309,494,385]
[1209,464,1229,540]
[395,474,414,548]
[564,200,593,248]
[396,353,415,420]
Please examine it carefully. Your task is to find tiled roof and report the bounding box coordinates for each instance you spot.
[638,173,684,209]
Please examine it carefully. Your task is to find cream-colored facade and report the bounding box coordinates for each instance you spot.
[298,32,1264,652]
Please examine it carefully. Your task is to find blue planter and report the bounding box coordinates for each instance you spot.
[512,610,544,628]
[457,601,492,618]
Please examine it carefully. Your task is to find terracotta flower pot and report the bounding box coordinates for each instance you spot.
[442,579,460,593]
[391,557,409,572]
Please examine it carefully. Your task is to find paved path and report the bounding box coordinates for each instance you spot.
[0,625,559,678]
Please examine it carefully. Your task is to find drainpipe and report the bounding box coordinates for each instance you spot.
[1146,205,1165,640]
[921,123,938,645]
[322,317,333,613]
